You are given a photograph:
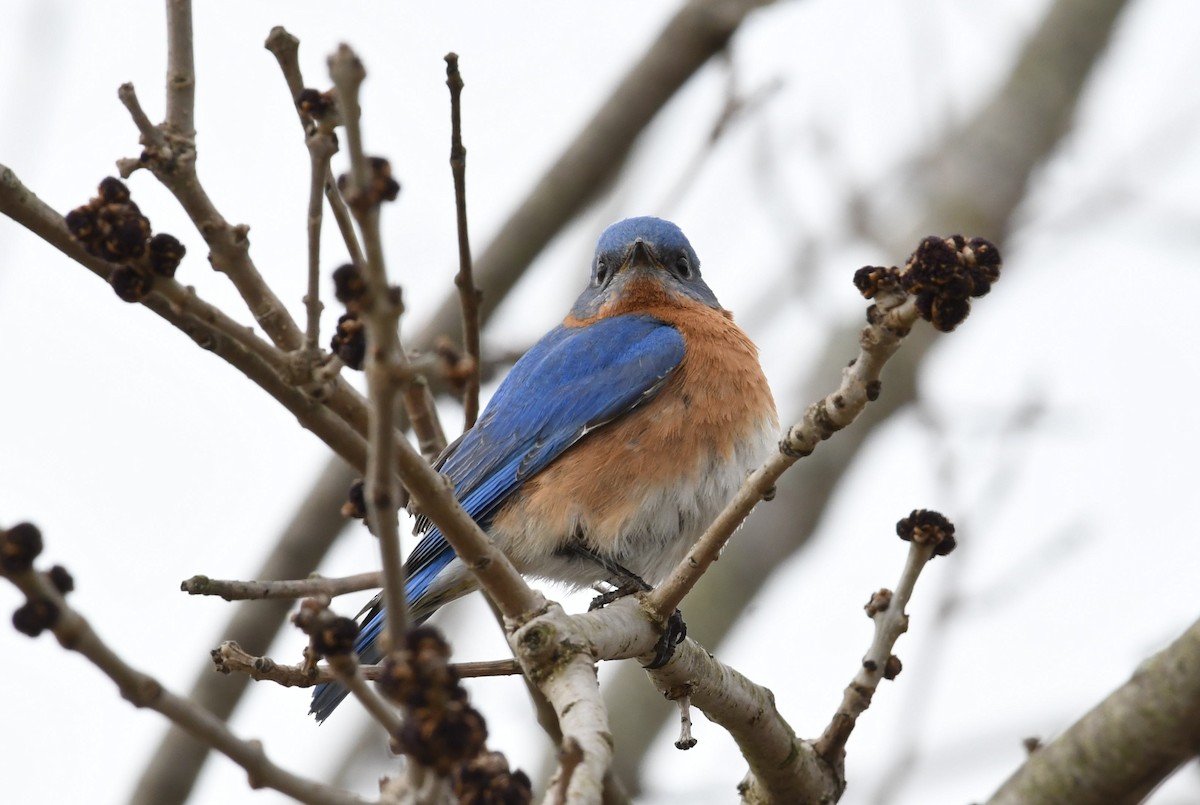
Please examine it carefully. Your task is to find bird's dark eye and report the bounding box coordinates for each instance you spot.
[675,255,691,278]
[595,258,609,286]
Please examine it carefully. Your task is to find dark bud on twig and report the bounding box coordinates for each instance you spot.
[66,177,181,298]
[12,599,59,637]
[312,616,360,657]
[148,233,186,278]
[98,176,131,204]
[864,588,893,617]
[452,751,533,805]
[65,208,98,243]
[110,266,154,303]
[98,201,151,262]
[853,265,901,299]
[1,522,44,573]
[899,235,1002,331]
[378,625,461,709]
[896,509,957,556]
[367,157,401,203]
[399,702,489,776]
[332,263,367,307]
[47,565,75,595]
[338,156,401,207]
[295,87,336,119]
[882,654,903,680]
[342,479,367,520]
[330,313,366,370]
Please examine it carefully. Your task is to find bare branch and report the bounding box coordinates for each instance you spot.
[0,546,370,805]
[295,601,404,739]
[264,26,367,271]
[116,74,306,350]
[212,641,521,687]
[445,52,482,430]
[131,458,357,805]
[815,511,956,766]
[0,164,371,469]
[303,122,336,352]
[181,571,381,601]
[986,615,1200,805]
[328,43,410,650]
[509,604,612,804]
[163,0,196,138]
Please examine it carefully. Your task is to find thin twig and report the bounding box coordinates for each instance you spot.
[294,601,404,738]
[814,540,939,763]
[164,0,196,138]
[0,562,369,805]
[328,44,410,653]
[264,27,366,271]
[116,83,306,351]
[117,83,165,149]
[444,52,481,430]
[303,132,334,352]
[0,164,372,469]
[181,571,382,601]
[213,641,521,686]
[673,692,697,750]
[326,656,404,738]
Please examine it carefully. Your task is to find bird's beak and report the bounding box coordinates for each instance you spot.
[622,238,658,272]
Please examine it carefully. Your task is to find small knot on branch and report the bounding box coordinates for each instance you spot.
[864,588,893,617]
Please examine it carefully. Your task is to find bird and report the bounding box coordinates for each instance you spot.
[311,216,777,721]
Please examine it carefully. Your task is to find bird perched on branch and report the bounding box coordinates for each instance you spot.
[312,216,777,721]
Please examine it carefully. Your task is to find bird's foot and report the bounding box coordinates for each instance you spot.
[588,582,641,611]
[643,609,687,670]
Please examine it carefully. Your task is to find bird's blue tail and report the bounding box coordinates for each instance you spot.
[309,550,458,722]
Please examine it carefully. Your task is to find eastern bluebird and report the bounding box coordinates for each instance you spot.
[311,216,777,721]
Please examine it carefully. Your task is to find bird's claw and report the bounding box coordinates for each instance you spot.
[643,609,687,670]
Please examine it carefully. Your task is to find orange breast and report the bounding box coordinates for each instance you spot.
[490,278,777,583]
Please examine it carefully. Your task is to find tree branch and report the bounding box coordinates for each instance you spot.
[329,43,411,650]
[986,615,1200,805]
[444,52,481,430]
[181,571,382,601]
[0,543,370,805]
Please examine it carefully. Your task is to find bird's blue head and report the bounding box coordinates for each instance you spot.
[570,217,721,319]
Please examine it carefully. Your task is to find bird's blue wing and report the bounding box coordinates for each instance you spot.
[405,313,685,572]
[311,314,683,722]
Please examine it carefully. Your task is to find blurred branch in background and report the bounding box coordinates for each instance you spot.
[986,615,1200,805]
[604,0,1133,791]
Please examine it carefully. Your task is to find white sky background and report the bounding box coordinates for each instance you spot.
[2,1,1200,803]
